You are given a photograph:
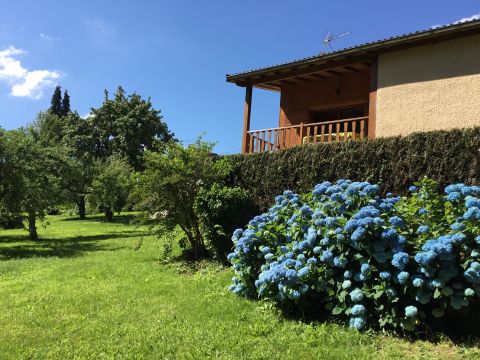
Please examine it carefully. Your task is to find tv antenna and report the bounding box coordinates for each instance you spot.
[323,31,351,51]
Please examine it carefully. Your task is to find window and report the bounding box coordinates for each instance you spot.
[311,104,366,123]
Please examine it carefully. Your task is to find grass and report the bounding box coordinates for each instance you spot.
[0,214,479,359]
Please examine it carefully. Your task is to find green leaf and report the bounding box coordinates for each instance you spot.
[332,306,344,315]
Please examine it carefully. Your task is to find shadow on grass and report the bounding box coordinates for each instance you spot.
[61,213,138,225]
[0,232,144,260]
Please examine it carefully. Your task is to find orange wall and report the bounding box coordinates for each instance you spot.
[279,69,370,127]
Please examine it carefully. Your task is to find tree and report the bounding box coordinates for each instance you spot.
[0,129,23,228]
[50,85,63,116]
[1,129,62,240]
[87,156,132,222]
[61,90,71,117]
[132,139,230,258]
[90,86,174,170]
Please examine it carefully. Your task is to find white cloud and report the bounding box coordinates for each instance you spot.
[454,13,480,24]
[431,13,480,29]
[40,33,62,43]
[0,46,60,99]
[86,18,117,41]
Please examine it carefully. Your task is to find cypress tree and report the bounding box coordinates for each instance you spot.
[61,90,71,117]
[50,86,62,116]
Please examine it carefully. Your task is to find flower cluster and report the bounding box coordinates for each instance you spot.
[228,179,480,333]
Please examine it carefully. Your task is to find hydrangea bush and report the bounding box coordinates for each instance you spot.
[228,178,480,332]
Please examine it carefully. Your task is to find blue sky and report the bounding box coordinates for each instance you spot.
[0,1,479,154]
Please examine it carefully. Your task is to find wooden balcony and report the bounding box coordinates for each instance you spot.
[245,116,368,154]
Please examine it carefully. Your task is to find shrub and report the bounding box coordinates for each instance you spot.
[227,178,480,333]
[194,185,258,262]
[226,128,480,211]
[132,139,231,259]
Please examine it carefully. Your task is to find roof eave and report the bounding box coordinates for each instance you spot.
[226,19,480,86]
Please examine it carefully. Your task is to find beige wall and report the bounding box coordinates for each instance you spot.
[376,34,480,137]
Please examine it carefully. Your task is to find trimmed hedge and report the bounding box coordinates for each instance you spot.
[227,128,480,211]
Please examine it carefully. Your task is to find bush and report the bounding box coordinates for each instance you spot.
[226,128,480,211]
[132,139,231,259]
[194,185,258,262]
[227,178,480,333]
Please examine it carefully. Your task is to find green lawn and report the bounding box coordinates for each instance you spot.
[0,214,478,359]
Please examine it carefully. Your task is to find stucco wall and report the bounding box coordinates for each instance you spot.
[376,34,480,137]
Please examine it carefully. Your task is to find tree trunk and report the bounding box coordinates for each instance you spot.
[105,208,113,222]
[78,195,86,220]
[28,210,38,241]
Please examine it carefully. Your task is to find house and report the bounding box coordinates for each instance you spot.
[226,19,480,154]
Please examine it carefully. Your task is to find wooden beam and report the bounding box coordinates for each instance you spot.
[278,79,297,85]
[236,56,375,86]
[368,57,378,140]
[326,69,343,77]
[310,73,327,79]
[344,65,360,73]
[242,85,253,153]
[295,76,312,82]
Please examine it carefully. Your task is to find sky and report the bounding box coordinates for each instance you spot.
[0,1,479,154]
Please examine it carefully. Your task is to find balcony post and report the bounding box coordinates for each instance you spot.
[368,57,378,139]
[241,85,253,154]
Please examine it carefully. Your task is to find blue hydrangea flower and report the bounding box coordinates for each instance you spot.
[416,225,430,235]
[392,252,409,270]
[408,186,418,192]
[396,271,410,285]
[298,267,309,278]
[412,276,424,287]
[451,222,465,231]
[360,263,371,275]
[342,280,352,289]
[405,306,418,318]
[465,197,480,208]
[379,271,391,280]
[389,216,404,228]
[418,208,428,215]
[447,192,462,202]
[351,304,366,316]
[334,257,348,268]
[350,289,364,302]
[349,316,365,330]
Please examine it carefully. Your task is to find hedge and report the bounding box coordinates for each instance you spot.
[226,128,480,211]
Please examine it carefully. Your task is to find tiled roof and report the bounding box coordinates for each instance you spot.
[226,18,480,82]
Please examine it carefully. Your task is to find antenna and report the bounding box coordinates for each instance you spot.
[323,31,351,51]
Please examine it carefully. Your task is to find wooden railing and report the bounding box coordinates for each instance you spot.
[245,116,368,154]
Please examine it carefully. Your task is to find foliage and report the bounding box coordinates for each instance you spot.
[90,86,174,170]
[194,184,258,262]
[132,139,230,258]
[228,179,480,334]
[226,127,480,211]
[0,129,62,239]
[2,215,476,359]
[0,129,23,228]
[49,85,71,117]
[87,156,132,222]
[30,110,96,219]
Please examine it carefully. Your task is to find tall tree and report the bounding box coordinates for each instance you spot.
[50,85,63,116]
[90,86,174,170]
[61,90,71,117]
[2,129,62,240]
[0,129,23,228]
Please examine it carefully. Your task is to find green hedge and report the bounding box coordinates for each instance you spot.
[226,128,480,211]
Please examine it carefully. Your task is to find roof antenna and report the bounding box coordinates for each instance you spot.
[322,31,351,52]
